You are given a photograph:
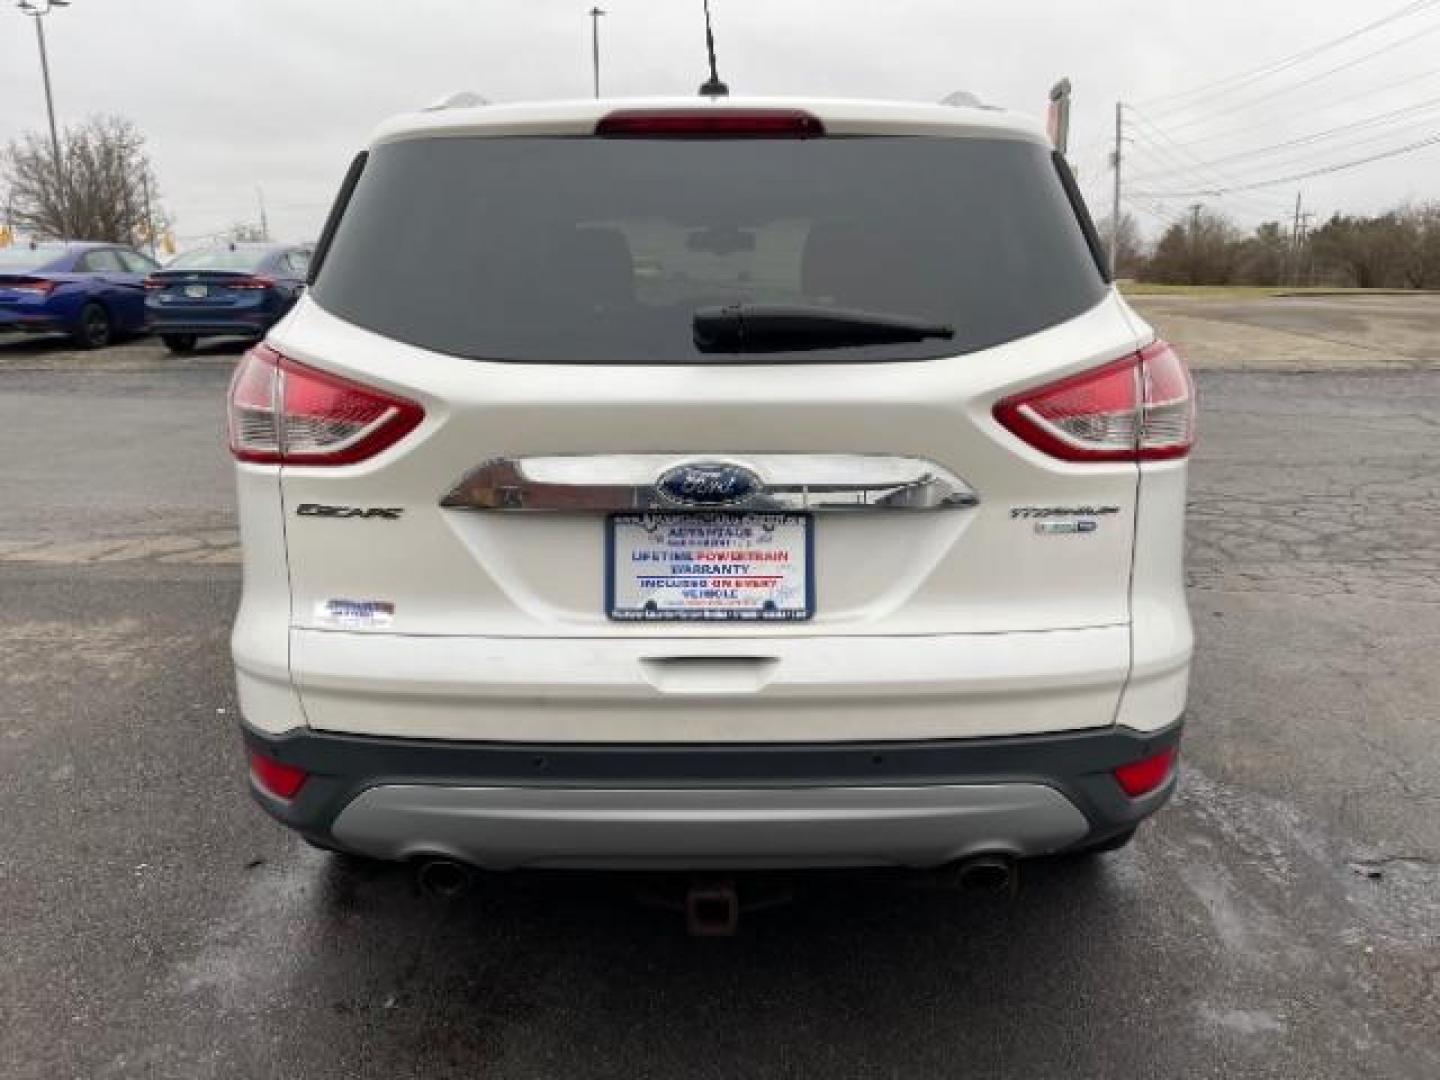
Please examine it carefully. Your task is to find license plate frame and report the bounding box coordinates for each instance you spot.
[184,284,208,299]
[606,511,814,622]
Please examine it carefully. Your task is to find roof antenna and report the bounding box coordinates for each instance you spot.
[697,0,729,97]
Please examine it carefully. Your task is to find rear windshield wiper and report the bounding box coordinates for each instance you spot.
[693,303,955,353]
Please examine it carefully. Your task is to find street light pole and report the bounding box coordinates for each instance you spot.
[18,0,71,238]
[589,6,605,99]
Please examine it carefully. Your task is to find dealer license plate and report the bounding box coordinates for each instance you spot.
[606,512,813,621]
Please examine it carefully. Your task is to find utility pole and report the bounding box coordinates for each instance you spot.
[1288,191,1303,287]
[1296,208,1315,287]
[589,6,605,99]
[18,0,71,238]
[256,186,269,242]
[1109,101,1122,272]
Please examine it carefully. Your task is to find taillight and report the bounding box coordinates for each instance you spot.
[9,278,56,296]
[229,275,275,290]
[1136,341,1197,459]
[1113,746,1178,798]
[142,277,164,291]
[248,748,309,800]
[596,109,825,138]
[227,344,424,465]
[993,340,1196,462]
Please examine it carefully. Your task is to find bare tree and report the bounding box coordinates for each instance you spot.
[1128,202,1440,289]
[1396,203,1440,290]
[1309,212,1409,289]
[2,114,165,245]
[1234,221,1291,286]
[1144,206,1242,285]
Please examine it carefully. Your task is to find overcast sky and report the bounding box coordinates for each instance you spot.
[3,0,1438,244]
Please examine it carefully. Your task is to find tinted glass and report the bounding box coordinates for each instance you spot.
[168,247,270,271]
[314,135,1107,365]
[79,249,124,273]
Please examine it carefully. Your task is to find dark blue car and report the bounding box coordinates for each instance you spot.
[0,241,159,348]
[145,243,311,353]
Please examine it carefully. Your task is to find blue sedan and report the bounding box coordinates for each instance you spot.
[145,243,311,353]
[0,241,159,348]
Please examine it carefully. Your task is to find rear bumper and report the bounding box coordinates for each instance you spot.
[242,717,1182,869]
[275,625,1143,742]
[146,298,280,336]
[145,314,273,336]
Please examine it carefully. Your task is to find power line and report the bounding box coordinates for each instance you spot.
[1157,65,1440,151]
[1126,141,1291,217]
[1133,132,1440,196]
[1126,134,1284,200]
[1137,0,1440,114]
[1120,150,1288,233]
[1128,91,1440,196]
[1126,162,1288,220]
[1127,93,1440,182]
[1154,114,1440,186]
[1159,16,1440,135]
[1124,196,1185,228]
[1125,109,1293,215]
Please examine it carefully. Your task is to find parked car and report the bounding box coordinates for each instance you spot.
[229,96,1196,903]
[0,240,158,347]
[145,242,311,353]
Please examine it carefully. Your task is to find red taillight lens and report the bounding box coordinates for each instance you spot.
[596,109,825,138]
[280,354,425,464]
[1113,746,1178,798]
[248,748,309,800]
[9,277,57,295]
[142,276,164,291]
[227,344,424,465]
[996,356,1140,462]
[229,275,275,290]
[993,340,1196,462]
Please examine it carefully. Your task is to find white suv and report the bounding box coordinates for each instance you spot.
[229,97,1194,881]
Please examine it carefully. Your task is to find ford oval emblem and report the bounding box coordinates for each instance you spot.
[656,461,762,507]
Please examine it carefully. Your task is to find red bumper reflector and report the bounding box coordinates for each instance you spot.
[1113,746,1177,797]
[248,749,309,800]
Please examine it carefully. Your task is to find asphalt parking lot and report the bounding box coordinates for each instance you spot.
[2,296,1438,1079]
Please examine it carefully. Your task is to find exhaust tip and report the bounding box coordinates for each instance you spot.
[685,879,740,937]
[414,856,474,900]
[954,854,1017,893]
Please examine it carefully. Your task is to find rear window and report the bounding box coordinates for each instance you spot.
[167,247,269,271]
[313,135,1106,364]
[0,245,66,273]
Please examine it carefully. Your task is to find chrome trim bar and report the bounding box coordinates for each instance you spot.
[440,454,979,512]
